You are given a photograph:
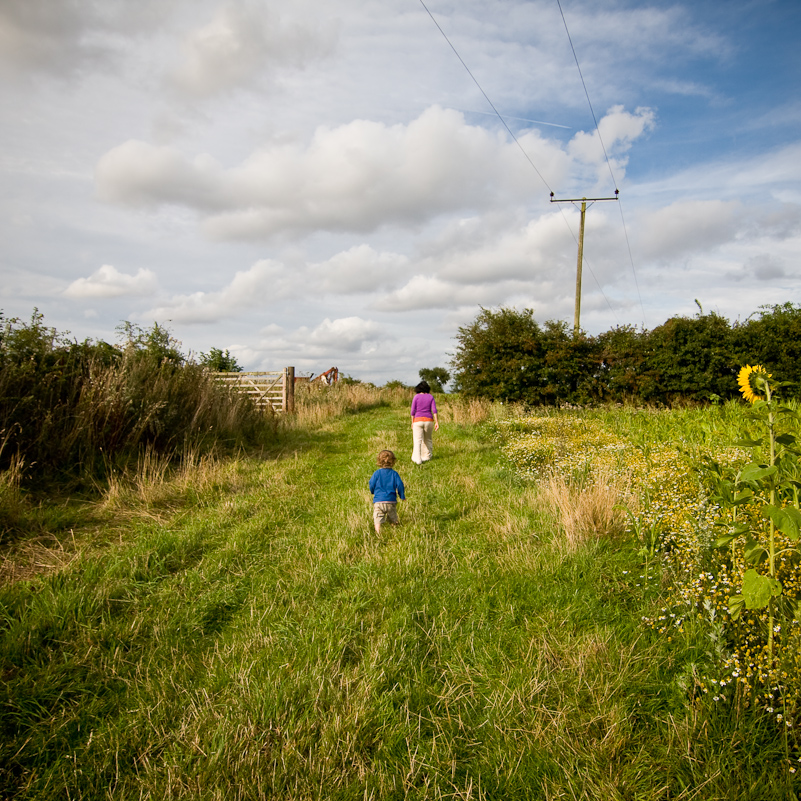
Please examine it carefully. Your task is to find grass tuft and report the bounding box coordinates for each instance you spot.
[538,463,634,554]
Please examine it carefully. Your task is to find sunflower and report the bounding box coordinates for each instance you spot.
[737,364,771,403]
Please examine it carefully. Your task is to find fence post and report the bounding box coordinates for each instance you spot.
[286,366,295,414]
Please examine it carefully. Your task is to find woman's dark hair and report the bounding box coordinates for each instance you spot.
[414,381,431,394]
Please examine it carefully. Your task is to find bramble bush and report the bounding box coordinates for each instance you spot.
[0,312,275,490]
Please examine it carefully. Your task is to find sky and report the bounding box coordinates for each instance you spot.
[1,0,800,385]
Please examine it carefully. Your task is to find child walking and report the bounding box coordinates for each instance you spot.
[369,450,405,533]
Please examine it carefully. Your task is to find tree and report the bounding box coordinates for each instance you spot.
[116,321,184,365]
[199,347,243,372]
[450,307,547,401]
[449,303,798,406]
[418,367,450,393]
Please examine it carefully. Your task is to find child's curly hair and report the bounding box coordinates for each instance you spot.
[377,449,396,468]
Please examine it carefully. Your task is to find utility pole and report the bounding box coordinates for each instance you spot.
[550,190,618,336]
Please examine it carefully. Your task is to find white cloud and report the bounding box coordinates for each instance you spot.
[746,254,786,282]
[139,247,411,324]
[574,5,730,63]
[64,265,158,298]
[0,0,172,78]
[304,316,384,353]
[364,211,590,313]
[168,2,336,99]
[141,259,291,323]
[94,105,653,239]
[309,245,408,294]
[372,275,538,313]
[0,0,100,76]
[96,106,535,235]
[634,199,745,263]
[3,0,800,386]
[95,140,226,209]
[568,105,655,186]
[247,316,387,368]
[433,213,576,284]
[633,142,801,201]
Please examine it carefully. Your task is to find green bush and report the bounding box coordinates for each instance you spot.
[642,311,736,403]
[451,304,801,406]
[198,347,243,373]
[733,302,801,388]
[450,307,549,402]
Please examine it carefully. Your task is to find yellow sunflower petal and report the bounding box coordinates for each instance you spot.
[737,364,770,404]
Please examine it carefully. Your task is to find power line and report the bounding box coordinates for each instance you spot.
[616,201,646,329]
[418,0,553,194]
[454,108,571,129]
[419,0,622,327]
[555,0,616,192]
[555,0,647,328]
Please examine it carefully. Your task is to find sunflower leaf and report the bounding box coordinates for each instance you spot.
[729,595,746,620]
[762,504,801,542]
[741,568,782,609]
[734,438,763,448]
[738,464,777,483]
[743,537,768,565]
[714,523,749,548]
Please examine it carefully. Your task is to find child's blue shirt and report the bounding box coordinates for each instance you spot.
[369,468,405,503]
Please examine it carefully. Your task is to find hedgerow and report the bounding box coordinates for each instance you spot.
[0,312,276,490]
[452,302,801,405]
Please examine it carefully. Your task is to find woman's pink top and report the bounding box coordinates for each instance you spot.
[411,393,437,421]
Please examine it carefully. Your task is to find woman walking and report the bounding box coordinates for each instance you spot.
[411,380,439,465]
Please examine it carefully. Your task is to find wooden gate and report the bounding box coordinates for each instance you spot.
[214,367,295,413]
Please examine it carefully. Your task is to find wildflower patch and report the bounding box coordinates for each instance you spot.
[497,400,801,745]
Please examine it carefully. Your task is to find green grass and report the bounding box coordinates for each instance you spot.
[0,399,797,799]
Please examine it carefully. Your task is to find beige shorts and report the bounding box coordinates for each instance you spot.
[373,501,399,532]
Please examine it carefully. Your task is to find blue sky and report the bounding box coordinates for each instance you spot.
[1,0,799,383]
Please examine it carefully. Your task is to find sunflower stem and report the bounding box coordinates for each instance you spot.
[766,379,776,660]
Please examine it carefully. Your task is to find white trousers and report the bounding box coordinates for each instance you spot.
[412,421,435,464]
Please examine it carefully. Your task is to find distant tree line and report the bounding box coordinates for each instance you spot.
[450,303,801,405]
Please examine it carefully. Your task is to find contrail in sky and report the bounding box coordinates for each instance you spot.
[455,108,572,129]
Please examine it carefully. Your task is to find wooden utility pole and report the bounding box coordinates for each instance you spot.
[550,190,618,336]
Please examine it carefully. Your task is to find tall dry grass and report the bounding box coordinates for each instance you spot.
[0,456,25,547]
[290,382,411,426]
[99,444,239,523]
[0,350,276,487]
[538,463,636,554]
[291,385,499,429]
[439,395,494,425]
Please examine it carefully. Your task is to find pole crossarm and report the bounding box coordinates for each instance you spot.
[550,195,619,203]
[549,190,619,336]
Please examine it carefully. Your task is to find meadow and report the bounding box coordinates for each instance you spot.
[0,384,798,800]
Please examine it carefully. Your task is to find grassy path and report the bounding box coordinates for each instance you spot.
[0,403,792,799]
